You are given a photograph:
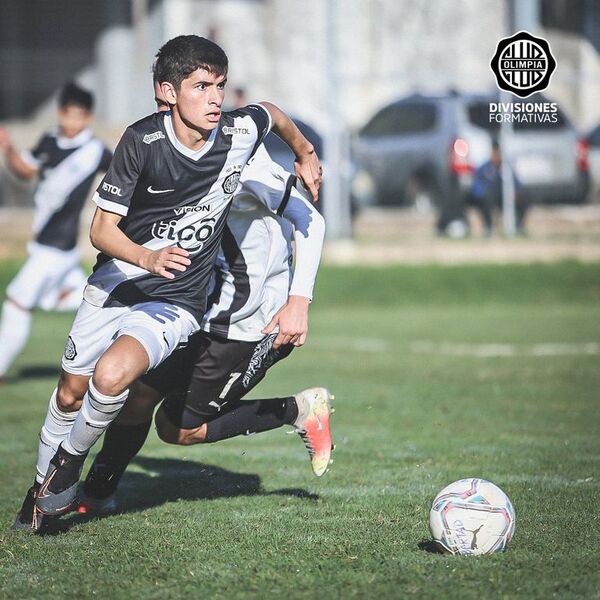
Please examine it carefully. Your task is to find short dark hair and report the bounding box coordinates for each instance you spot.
[153,35,228,90]
[58,82,94,111]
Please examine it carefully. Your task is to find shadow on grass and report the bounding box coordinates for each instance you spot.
[11,365,61,381]
[418,539,442,554]
[41,455,319,535]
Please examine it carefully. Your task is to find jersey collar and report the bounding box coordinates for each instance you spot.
[163,113,217,161]
[55,128,93,149]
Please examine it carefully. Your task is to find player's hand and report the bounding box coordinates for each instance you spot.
[141,246,191,279]
[0,128,12,153]
[262,295,310,349]
[294,149,322,203]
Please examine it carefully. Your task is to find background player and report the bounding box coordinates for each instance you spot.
[22,35,321,522]
[0,83,112,381]
[78,143,330,513]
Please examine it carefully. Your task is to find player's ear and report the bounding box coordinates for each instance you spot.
[161,82,177,105]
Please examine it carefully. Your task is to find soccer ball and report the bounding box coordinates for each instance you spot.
[429,478,515,555]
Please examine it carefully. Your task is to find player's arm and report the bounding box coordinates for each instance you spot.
[91,127,190,279]
[0,128,39,180]
[258,102,322,202]
[262,184,326,348]
[90,208,190,280]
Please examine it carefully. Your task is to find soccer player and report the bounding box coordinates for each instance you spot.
[18,35,321,523]
[0,83,112,380]
[78,143,331,512]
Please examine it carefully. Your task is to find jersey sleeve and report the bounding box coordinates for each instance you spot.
[97,146,113,173]
[93,128,143,217]
[20,134,51,169]
[281,187,325,301]
[243,104,272,144]
[237,145,295,213]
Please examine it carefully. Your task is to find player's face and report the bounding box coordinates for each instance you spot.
[57,105,93,138]
[163,68,226,133]
[154,81,170,113]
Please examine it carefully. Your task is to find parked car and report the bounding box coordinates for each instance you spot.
[353,92,590,231]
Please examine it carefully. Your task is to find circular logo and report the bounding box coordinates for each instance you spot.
[490,31,556,98]
[222,170,241,195]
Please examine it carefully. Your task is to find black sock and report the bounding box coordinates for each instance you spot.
[204,396,298,443]
[83,420,151,498]
[98,420,152,467]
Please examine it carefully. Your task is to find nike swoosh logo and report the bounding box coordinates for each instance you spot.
[147,186,175,194]
[37,470,57,499]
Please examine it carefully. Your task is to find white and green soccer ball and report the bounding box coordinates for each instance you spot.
[429,478,515,555]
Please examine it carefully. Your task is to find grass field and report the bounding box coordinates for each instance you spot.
[0,261,599,599]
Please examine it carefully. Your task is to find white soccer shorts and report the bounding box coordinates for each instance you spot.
[6,242,81,310]
[61,299,199,376]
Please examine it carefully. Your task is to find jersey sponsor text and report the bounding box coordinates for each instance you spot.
[143,131,166,144]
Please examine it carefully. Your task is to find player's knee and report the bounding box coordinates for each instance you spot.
[6,295,31,313]
[56,383,83,412]
[174,424,207,445]
[56,371,89,412]
[155,410,180,444]
[93,360,130,397]
[155,409,205,445]
[93,336,149,396]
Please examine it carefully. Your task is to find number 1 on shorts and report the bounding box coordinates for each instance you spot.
[219,372,241,399]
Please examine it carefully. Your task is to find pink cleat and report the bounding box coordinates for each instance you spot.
[293,388,335,476]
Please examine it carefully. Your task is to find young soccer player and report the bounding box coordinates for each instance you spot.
[77,143,331,514]
[0,83,112,380]
[18,35,321,523]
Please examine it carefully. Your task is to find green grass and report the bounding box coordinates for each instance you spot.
[0,261,599,599]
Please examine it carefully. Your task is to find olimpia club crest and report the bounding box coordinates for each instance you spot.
[222,168,242,195]
[64,336,77,360]
[491,31,556,98]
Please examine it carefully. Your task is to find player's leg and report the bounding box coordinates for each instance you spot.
[78,380,160,513]
[79,336,203,511]
[0,244,80,379]
[0,297,32,380]
[35,336,148,515]
[13,370,89,531]
[36,302,198,515]
[154,334,334,475]
[13,299,126,527]
[14,299,125,530]
[0,253,51,379]
[38,265,87,312]
[153,333,291,443]
[155,393,298,444]
[156,388,334,477]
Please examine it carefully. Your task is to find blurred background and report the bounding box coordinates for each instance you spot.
[1,0,600,263]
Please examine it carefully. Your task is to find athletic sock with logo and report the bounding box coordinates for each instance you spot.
[204,396,298,443]
[36,388,78,484]
[0,300,32,378]
[62,379,129,456]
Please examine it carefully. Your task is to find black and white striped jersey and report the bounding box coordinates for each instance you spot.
[202,145,325,341]
[20,128,112,251]
[84,105,271,321]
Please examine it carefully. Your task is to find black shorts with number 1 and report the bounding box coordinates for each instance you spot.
[140,331,294,429]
